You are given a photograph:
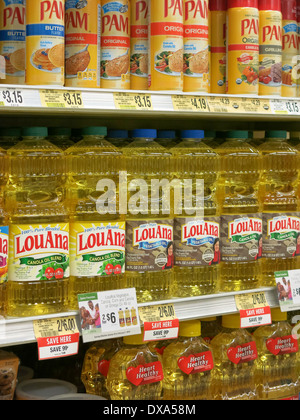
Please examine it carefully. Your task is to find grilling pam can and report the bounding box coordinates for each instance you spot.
[226,0,259,95]
[282,0,298,97]
[65,0,101,88]
[25,0,65,86]
[130,0,149,90]
[210,0,227,93]
[148,0,184,91]
[183,0,210,93]
[0,0,26,85]
[258,0,282,96]
[101,0,130,90]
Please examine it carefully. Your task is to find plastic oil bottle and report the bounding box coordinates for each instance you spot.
[0,128,21,150]
[201,317,222,344]
[123,129,174,303]
[66,127,126,310]
[172,130,220,298]
[0,144,8,316]
[258,131,300,286]
[211,313,258,400]
[81,339,122,399]
[156,130,178,149]
[253,308,299,400]
[162,319,214,400]
[107,130,131,148]
[6,127,69,317]
[289,131,300,147]
[48,127,74,151]
[216,131,262,292]
[106,331,164,400]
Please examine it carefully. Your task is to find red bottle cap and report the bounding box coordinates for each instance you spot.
[228,0,258,8]
[282,0,297,20]
[259,0,281,11]
[210,0,227,10]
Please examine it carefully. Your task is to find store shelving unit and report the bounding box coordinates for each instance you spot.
[0,83,297,349]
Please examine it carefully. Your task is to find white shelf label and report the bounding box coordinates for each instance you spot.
[275,270,300,312]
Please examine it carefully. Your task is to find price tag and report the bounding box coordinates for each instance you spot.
[270,99,300,115]
[78,288,140,343]
[114,92,152,110]
[40,89,84,108]
[172,95,209,112]
[235,292,272,329]
[33,316,79,361]
[275,270,300,312]
[0,88,24,107]
[139,304,179,342]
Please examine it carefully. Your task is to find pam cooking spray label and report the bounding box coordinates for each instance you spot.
[210,0,227,93]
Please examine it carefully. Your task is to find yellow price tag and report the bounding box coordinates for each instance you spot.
[33,315,79,339]
[172,95,209,112]
[114,92,152,110]
[139,304,176,323]
[235,291,269,311]
[40,90,84,109]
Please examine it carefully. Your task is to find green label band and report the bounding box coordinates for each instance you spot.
[270,232,297,241]
[82,251,124,263]
[20,254,67,266]
[231,233,260,244]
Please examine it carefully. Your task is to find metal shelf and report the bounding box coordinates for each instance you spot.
[0,287,278,348]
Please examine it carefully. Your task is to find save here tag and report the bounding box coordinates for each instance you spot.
[235,291,272,329]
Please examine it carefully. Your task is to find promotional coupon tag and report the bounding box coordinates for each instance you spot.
[33,316,79,361]
[275,270,300,312]
[139,304,179,342]
[78,288,140,343]
[235,291,272,328]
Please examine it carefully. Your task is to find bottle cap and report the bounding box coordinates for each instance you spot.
[210,0,227,11]
[108,130,129,138]
[181,130,204,139]
[81,127,107,136]
[22,127,48,137]
[259,0,281,11]
[228,0,258,8]
[179,320,201,337]
[265,130,287,139]
[131,129,157,138]
[204,131,216,138]
[0,128,21,137]
[226,130,249,139]
[222,314,241,329]
[48,127,72,136]
[271,307,287,322]
[123,331,147,345]
[157,130,176,139]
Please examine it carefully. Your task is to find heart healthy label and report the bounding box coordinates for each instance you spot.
[9,223,69,282]
[263,213,300,259]
[70,222,125,277]
[177,351,214,375]
[221,214,263,262]
[266,335,299,356]
[126,361,164,386]
[227,341,258,365]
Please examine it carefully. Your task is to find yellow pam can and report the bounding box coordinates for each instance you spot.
[0,0,26,85]
[25,0,65,86]
[210,0,227,94]
[226,0,259,95]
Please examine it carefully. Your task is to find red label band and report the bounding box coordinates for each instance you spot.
[151,21,184,37]
[184,24,209,38]
[66,33,98,45]
[266,336,299,355]
[126,361,164,386]
[131,24,148,38]
[101,36,130,48]
[227,341,258,364]
[178,351,214,375]
[228,44,259,52]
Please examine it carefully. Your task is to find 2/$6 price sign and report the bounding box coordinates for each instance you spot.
[78,288,141,344]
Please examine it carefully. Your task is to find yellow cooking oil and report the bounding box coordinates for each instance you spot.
[288,131,300,147]
[172,130,220,298]
[48,127,74,151]
[162,319,214,400]
[253,308,300,400]
[107,130,131,148]
[66,126,126,310]
[156,130,178,149]
[0,144,8,316]
[216,131,263,292]
[122,129,174,303]
[211,314,258,400]
[81,338,122,399]
[106,331,164,400]
[258,131,300,286]
[6,127,69,317]
[201,317,222,344]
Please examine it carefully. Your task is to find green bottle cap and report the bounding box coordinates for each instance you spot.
[0,128,21,137]
[81,127,107,136]
[48,127,72,136]
[226,131,249,139]
[266,131,287,139]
